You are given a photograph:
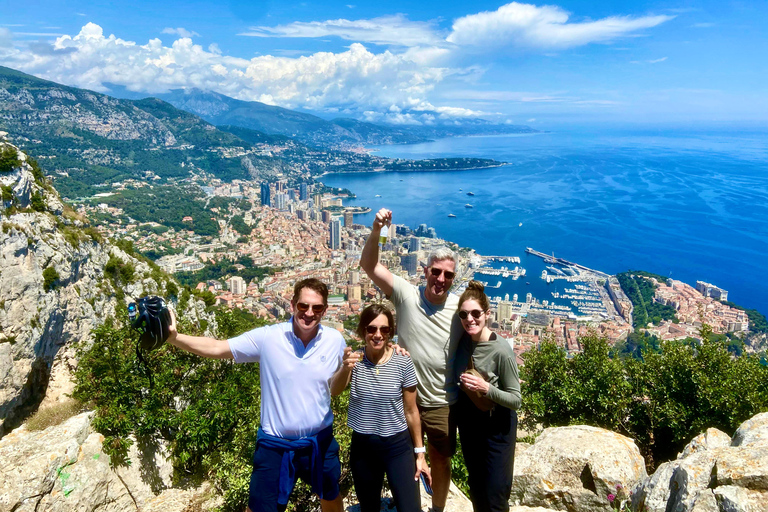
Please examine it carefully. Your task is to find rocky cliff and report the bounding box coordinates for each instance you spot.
[0,139,209,436]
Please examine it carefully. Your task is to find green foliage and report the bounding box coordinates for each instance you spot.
[611,331,661,360]
[89,186,220,237]
[43,266,60,291]
[30,191,46,212]
[1,184,14,202]
[104,255,136,286]
[175,256,272,289]
[343,315,359,333]
[617,272,677,328]
[230,215,251,236]
[27,155,47,186]
[0,146,20,173]
[73,308,269,510]
[522,328,768,469]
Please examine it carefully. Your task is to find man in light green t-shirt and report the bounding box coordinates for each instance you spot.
[361,208,463,512]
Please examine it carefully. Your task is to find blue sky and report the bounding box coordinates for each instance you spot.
[1,0,766,127]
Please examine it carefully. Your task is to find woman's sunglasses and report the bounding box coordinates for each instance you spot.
[429,268,456,280]
[365,325,391,336]
[296,302,326,314]
[458,309,484,320]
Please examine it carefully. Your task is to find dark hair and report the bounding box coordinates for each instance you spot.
[293,278,329,305]
[356,304,395,339]
[458,280,490,311]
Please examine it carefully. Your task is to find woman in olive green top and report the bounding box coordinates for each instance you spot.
[454,280,521,512]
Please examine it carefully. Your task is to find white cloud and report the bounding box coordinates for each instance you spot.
[0,23,467,121]
[648,57,667,64]
[446,2,673,49]
[162,27,200,38]
[240,14,443,47]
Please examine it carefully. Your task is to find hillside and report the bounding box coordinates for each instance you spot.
[156,88,430,147]
[0,66,274,198]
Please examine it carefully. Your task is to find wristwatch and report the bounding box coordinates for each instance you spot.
[414,446,426,454]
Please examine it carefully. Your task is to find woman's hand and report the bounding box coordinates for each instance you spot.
[342,346,361,370]
[460,372,490,395]
[415,453,431,487]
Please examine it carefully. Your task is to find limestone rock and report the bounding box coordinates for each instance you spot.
[679,428,731,459]
[510,425,646,512]
[731,412,768,448]
[0,412,213,512]
[714,485,768,512]
[631,412,768,512]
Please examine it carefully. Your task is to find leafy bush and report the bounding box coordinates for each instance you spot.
[0,146,20,173]
[522,328,768,469]
[43,266,60,291]
[30,191,46,212]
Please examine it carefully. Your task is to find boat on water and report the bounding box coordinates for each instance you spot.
[374,194,381,197]
[448,214,456,218]
[519,222,523,227]
[467,192,475,196]
[465,204,473,208]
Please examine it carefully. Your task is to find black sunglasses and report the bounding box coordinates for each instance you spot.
[296,302,326,314]
[365,325,391,336]
[458,309,484,320]
[429,268,456,280]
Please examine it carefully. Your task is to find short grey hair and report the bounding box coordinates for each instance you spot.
[426,247,458,270]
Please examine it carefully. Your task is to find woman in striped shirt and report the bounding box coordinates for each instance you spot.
[331,304,431,512]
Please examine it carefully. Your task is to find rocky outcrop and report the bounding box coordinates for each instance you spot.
[510,425,647,511]
[0,412,216,511]
[0,141,210,435]
[631,413,768,512]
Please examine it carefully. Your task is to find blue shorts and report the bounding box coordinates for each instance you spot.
[248,435,341,512]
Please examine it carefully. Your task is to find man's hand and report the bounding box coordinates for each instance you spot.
[167,308,178,344]
[389,343,410,357]
[372,208,392,231]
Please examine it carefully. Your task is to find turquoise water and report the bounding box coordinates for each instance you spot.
[320,129,768,314]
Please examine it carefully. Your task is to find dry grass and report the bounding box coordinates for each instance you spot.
[26,399,84,431]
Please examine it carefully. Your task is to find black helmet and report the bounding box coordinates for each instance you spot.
[128,296,171,351]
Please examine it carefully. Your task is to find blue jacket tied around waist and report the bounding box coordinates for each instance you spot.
[255,425,333,505]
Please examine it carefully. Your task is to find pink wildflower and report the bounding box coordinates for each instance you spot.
[607,494,616,503]
[616,484,623,490]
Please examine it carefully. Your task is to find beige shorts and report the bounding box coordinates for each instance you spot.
[419,404,457,458]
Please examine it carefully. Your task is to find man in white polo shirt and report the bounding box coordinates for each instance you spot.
[167,278,346,512]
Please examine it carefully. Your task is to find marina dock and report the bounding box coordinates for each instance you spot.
[525,247,610,278]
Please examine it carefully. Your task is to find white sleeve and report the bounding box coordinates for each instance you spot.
[227,325,269,363]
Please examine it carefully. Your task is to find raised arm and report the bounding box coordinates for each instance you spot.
[167,310,234,359]
[359,208,394,297]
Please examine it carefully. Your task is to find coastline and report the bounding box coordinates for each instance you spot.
[317,162,509,178]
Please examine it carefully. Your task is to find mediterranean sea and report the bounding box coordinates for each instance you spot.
[320,129,768,314]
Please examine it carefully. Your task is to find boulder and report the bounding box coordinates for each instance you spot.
[731,412,768,448]
[0,412,214,512]
[631,412,768,512]
[678,428,731,459]
[510,425,646,512]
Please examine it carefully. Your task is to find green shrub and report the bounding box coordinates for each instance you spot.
[1,184,14,202]
[0,146,20,173]
[30,191,46,212]
[43,266,60,291]
[73,308,272,511]
[522,327,768,469]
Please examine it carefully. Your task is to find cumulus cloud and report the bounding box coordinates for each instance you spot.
[0,23,466,120]
[446,2,673,48]
[162,27,200,38]
[240,14,443,47]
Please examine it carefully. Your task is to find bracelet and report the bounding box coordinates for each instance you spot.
[414,446,426,454]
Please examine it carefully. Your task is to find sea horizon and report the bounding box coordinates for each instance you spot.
[321,128,768,315]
